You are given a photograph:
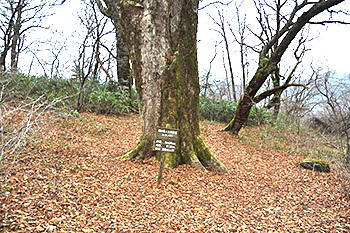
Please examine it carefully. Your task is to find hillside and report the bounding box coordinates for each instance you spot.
[1,113,349,232]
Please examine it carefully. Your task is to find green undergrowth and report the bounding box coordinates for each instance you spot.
[73,115,111,135]
[1,72,137,115]
[199,97,270,126]
[240,118,350,192]
[239,114,344,163]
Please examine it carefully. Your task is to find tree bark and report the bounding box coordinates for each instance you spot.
[268,70,282,120]
[0,4,16,71]
[222,60,277,134]
[102,0,226,172]
[96,0,133,100]
[116,28,132,93]
[346,136,350,165]
[11,1,23,72]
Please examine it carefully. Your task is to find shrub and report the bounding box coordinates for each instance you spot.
[246,105,271,126]
[1,73,138,115]
[199,97,270,125]
[87,85,131,114]
[199,98,237,123]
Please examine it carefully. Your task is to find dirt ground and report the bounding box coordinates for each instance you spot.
[1,113,349,232]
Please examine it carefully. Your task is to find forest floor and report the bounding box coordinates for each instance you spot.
[1,113,349,232]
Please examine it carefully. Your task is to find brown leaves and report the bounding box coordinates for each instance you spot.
[0,113,349,232]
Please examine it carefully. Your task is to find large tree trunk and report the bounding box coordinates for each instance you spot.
[116,28,132,93]
[346,136,350,165]
[102,0,226,172]
[96,0,133,102]
[267,70,282,120]
[222,60,277,134]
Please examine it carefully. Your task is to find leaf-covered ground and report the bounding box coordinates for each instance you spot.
[1,113,349,232]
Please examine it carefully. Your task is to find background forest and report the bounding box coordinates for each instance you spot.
[1,0,350,231]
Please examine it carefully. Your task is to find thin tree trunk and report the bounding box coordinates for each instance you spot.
[222,23,236,102]
[240,43,246,92]
[222,50,231,101]
[0,3,16,72]
[77,81,85,112]
[11,2,22,72]
[0,52,7,71]
[346,134,350,164]
[0,38,11,71]
[92,41,100,79]
[270,91,282,118]
[346,137,350,164]
[102,0,226,172]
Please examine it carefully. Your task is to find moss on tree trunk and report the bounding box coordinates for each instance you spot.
[222,59,276,134]
[222,0,345,135]
[103,0,226,172]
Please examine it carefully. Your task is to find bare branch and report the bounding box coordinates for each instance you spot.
[203,42,218,98]
[253,83,307,104]
[199,0,234,10]
[308,20,350,25]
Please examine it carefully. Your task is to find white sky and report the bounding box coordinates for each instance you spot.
[20,0,350,82]
[307,25,350,73]
[197,0,350,83]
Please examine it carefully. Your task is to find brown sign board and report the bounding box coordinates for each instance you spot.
[154,127,178,153]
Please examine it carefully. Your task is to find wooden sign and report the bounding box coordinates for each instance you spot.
[154,127,178,153]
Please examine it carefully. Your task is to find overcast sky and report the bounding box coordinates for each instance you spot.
[197,0,350,82]
[22,0,350,82]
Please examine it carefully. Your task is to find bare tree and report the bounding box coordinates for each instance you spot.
[48,39,69,78]
[222,0,348,135]
[74,0,115,111]
[73,34,94,111]
[259,0,311,119]
[0,0,64,72]
[203,42,218,98]
[313,71,350,164]
[208,8,237,102]
[281,71,319,120]
[96,0,133,95]
[229,2,249,94]
[221,47,232,101]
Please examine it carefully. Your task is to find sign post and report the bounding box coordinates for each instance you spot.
[154,125,178,184]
